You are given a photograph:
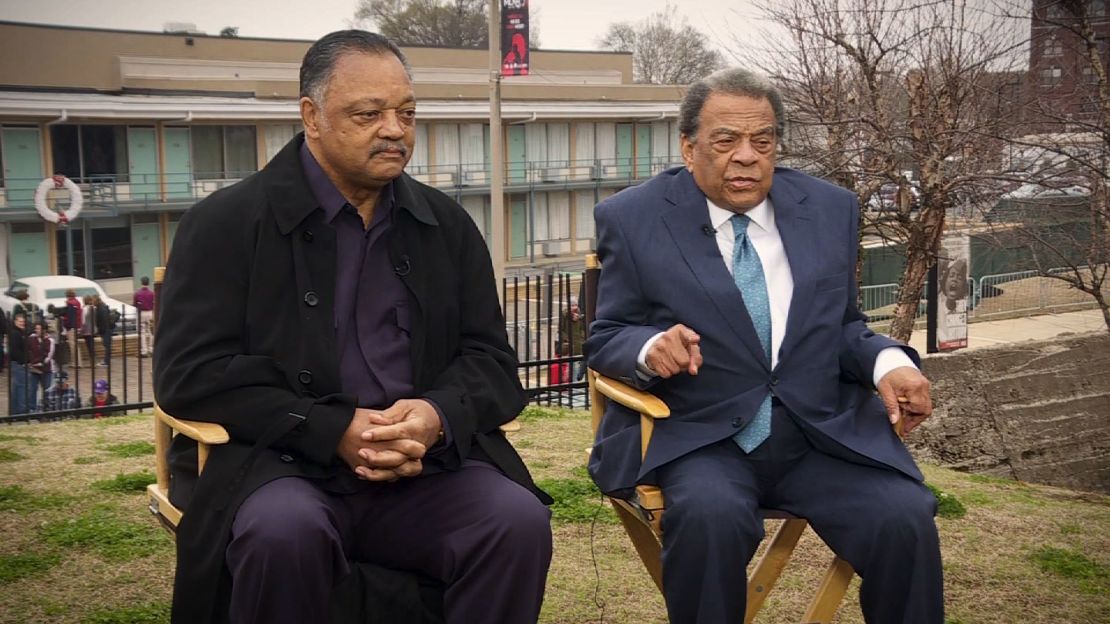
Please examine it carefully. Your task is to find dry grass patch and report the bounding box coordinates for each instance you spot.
[0,414,175,624]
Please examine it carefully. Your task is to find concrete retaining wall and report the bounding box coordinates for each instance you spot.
[913,331,1110,494]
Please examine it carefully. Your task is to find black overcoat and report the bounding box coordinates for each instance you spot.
[154,134,546,623]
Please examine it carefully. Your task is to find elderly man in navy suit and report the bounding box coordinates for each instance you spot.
[586,67,943,623]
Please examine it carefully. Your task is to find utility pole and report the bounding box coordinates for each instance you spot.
[488,0,506,293]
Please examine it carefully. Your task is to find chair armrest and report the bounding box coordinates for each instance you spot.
[592,374,670,418]
[152,404,229,493]
[591,372,670,462]
[148,405,231,533]
[154,406,230,445]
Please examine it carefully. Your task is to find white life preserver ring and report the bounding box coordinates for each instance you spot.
[33,175,84,225]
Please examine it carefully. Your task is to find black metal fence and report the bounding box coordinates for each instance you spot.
[1,305,154,422]
[502,270,590,409]
[1,271,589,422]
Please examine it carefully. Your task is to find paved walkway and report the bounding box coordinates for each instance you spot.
[906,308,1106,354]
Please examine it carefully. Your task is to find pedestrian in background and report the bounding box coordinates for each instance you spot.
[80,295,97,367]
[0,307,8,374]
[26,321,55,411]
[93,295,112,367]
[7,313,30,415]
[12,290,41,325]
[133,276,155,357]
[88,378,118,418]
[62,288,82,365]
[42,371,79,411]
[557,296,586,382]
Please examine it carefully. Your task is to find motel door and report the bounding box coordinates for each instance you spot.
[635,124,652,178]
[510,195,528,259]
[8,230,50,279]
[2,126,44,205]
[127,127,159,201]
[615,123,634,177]
[163,127,192,199]
[506,126,527,184]
[131,221,162,288]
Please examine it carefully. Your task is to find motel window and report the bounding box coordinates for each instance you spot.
[53,221,132,280]
[408,124,429,171]
[574,190,595,240]
[90,224,132,280]
[192,125,258,180]
[574,123,595,163]
[546,123,570,166]
[49,124,130,182]
[1043,35,1063,57]
[1040,66,1063,86]
[533,192,570,243]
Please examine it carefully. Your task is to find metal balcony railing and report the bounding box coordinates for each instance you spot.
[0,157,685,215]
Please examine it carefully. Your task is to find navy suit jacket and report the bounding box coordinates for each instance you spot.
[585,166,924,497]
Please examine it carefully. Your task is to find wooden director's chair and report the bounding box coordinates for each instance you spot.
[145,268,444,624]
[583,253,901,624]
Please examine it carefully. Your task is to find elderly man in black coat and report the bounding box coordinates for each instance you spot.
[154,30,552,624]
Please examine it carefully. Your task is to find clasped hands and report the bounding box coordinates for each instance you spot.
[645,324,933,433]
[336,399,442,482]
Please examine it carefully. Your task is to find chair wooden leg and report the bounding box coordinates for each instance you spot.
[610,499,664,593]
[801,556,854,624]
[745,518,807,624]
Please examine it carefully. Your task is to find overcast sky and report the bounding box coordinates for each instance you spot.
[1,0,766,53]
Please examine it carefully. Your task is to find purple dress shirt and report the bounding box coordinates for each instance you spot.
[300,144,414,409]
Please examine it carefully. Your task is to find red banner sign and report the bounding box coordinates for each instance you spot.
[501,0,529,77]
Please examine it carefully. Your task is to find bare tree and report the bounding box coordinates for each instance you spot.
[353,0,489,47]
[598,3,724,85]
[353,0,541,48]
[987,0,1110,330]
[748,0,1026,342]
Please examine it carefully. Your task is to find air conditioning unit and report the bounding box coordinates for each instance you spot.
[412,172,455,187]
[463,170,488,185]
[591,165,619,180]
[567,166,592,180]
[541,242,561,257]
[540,167,570,182]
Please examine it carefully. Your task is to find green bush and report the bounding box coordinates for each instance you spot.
[926,483,966,519]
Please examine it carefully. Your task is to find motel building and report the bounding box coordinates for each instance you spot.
[0,21,686,297]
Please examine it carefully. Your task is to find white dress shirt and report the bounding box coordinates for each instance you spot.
[636,197,915,386]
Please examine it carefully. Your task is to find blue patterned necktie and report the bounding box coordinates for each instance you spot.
[730,214,773,453]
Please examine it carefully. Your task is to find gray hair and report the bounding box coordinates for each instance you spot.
[678,68,786,141]
[300,30,412,105]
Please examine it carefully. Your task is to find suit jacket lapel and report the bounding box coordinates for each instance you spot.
[661,170,771,370]
[770,173,819,364]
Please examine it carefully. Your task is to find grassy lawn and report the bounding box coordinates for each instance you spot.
[0,409,1107,623]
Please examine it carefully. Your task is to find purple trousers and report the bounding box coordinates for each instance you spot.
[226,460,552,624]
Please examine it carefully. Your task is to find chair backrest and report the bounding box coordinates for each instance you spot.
[584,253,604,434]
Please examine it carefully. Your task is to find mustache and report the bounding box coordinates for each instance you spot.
[369,142,409,157]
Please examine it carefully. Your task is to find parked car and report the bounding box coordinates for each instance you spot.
[1,275,138,334]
